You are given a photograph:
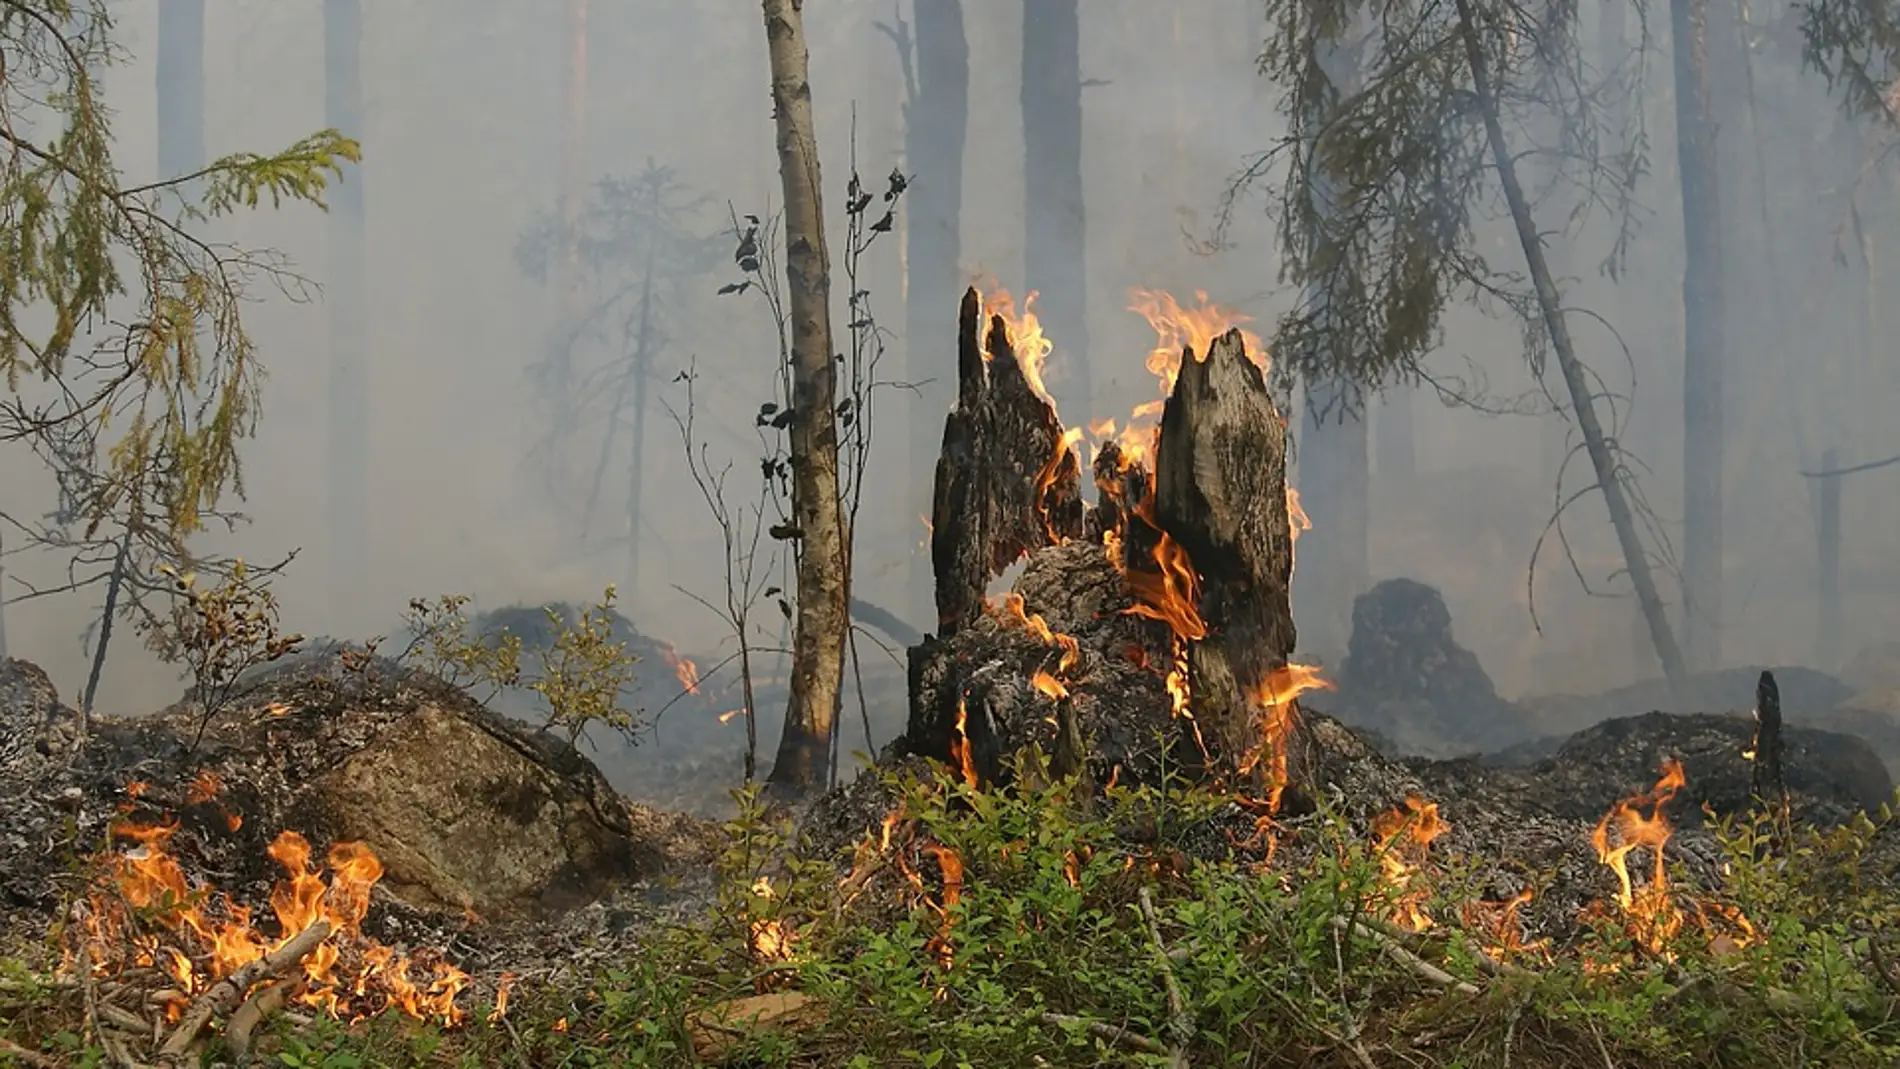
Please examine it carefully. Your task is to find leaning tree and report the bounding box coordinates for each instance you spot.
[1245,0,1897,695]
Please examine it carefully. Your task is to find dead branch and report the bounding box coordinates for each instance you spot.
[155,919,332,1068]
[1038,1011,1172,1057]
[1330,916,1480,996]
[224,980,290,1064]
[1138,888,1192,1067]
[0,1036,65,1069]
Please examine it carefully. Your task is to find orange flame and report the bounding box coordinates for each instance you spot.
[949,700,980,789]
[1242,664,1334,813]
[1590,758,1688,956]
[1371,795,1448,933]
[1126,288,1267,395]
[81,807,471,1027]
[661,647,701,695]
[980,287,1058,406]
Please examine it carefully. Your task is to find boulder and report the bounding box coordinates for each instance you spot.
[1314,578,1524,757]
[0,652,717,928]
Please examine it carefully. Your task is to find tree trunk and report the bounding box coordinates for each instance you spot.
[761,0,848,797]
[1672,0,1726,670]
[905,0,969,630]
[1451,0,1689,692]
[1021,0,1090,419]
[1375,386,1414,482]
[324,0,368,628]
[1294,383,1368,663]
[906,306,1297,795]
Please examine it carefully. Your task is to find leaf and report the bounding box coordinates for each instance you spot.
[870,211,895,233]
[769,523,804,541]
[717,280,751,296]
[777,598,794,620]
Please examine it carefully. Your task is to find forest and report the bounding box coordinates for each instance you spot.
[3,0,1900,1066]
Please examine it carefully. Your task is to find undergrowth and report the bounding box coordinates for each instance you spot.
[4,756,1898,1069]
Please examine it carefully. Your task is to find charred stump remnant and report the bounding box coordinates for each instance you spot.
[908,292,1299,797]
[930,288,1084,634]
[1151,330,1298,771]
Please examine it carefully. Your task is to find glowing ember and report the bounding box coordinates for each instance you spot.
[1462,889,1548,962]
[1590,758,1688,956]
[78,803,472,1027]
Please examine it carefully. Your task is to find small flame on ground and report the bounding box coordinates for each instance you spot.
[1371,795,1448,933]
[1590,759,1688,956]
[80,807,472,1027]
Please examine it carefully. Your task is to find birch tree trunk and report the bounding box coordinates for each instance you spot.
[1672,0,1726,670]
[761,0,847,796]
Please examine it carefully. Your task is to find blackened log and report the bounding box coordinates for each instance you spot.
[1751,669,1786,814]
[1150,329,1298,771]
[929,288,1083,636]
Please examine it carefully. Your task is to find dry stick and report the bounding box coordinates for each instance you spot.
[0,1036,65,1069]
[155,919,332,1069]
[1137,888,1192,1068]
[1037,1012,1172,1057]
[1329,916,1480,997]
[225,981,290,1065]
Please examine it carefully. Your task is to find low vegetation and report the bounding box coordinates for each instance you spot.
[4,741,1898,1068]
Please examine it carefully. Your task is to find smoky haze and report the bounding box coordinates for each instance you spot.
[5,1,1896,760]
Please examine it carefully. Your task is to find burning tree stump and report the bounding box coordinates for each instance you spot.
[1149,329,1299,777]
[907,294,1305,798]
[930,287,1084,634]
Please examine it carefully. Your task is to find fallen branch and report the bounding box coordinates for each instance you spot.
[1138,887,1192,1068]
[225,980,290,1065]
[155,919,332,1069]
[1039,1011,1171,1057]
[0,1036,65,1069]
[1330,915,1480,996]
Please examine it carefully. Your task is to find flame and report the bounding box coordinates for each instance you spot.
[717,707,745,724]
[661,647,700,694]
[1126,288,1267,395]
[922,845,965,970]
[79,804,472,1027]
[1590,758,1688,956]
[1240,664,1334,813]
[949,700,980,789]
[488,972,516,1024]
[1462,889,1548,962]
[1370,795,1448,933]
[980,287,1057,406]
[746,876,796,983]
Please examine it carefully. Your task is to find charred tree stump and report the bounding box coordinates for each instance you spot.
[909,288,1083,778]
[1150,330,1299,776]
[930,288,1084,634]
[905,302,1299,798]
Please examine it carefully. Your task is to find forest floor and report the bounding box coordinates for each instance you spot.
[3,752,1899,1069]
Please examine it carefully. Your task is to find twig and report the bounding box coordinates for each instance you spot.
[1038,1011,1171,1056]
[225,980,290,1066]
[155,919,332,1068]
[1329,915,1480,996]
[1315,1023,1382,1069]
[1138,888,1192,1068]
[0,1036,65,1069]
